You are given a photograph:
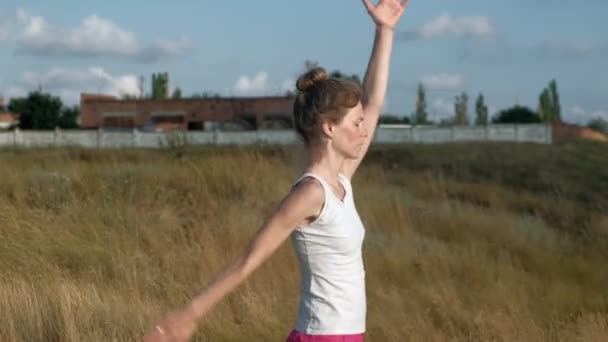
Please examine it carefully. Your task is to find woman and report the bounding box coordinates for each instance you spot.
[144,1,408,341]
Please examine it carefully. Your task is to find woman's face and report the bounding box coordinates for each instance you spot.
[331,103,369,159]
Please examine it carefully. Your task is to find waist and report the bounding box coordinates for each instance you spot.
[296,289,367,334]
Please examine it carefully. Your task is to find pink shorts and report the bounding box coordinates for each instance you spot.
[286,329,365,342]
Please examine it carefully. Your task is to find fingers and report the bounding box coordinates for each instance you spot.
[362,0,375,13]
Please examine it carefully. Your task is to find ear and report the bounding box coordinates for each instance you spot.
[321,120,335,140]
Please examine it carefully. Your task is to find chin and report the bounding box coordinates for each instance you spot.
[349,151,361,159]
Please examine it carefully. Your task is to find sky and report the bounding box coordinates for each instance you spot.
[0,0,606,124]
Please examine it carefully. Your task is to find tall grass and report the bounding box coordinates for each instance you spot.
[1,143,607,341]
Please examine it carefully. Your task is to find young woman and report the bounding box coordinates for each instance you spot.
[144,1,408,341]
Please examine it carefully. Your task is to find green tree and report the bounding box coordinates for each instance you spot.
[549,79,561,121]
[58,106,80,129]
[329,70,361,86]
[9,92,79,129]
[587,117,608,134]
[302,60,361,86]
[379,114,411,124]
[454,92,469,125]
[538,79,561,122]
[414,83,428,125]
[475,93,489,126]
[9,91,63,129]
[151,72,170,99]
[172,87,182,99]
[492,105,541,124]
[538,89,550,122]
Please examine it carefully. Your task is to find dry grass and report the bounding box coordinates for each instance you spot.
[1,143,607,341]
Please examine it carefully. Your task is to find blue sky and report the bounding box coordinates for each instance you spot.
[0,0,606,124]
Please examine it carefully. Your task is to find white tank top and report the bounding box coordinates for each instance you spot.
[289,172,366,335]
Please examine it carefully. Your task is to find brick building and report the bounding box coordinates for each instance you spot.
[0,97,18,130]
[552,121,608,143]
[80,93,296,132]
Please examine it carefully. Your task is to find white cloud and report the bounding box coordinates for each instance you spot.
[233,71,293,97]
[421,73,465,90]
[566,105,608,124]
[234,72,269,96]
[401,14,496,41]
[6,67,140,105]
[14,9,192,62]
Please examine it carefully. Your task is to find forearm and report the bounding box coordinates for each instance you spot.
[185,255,251,322]
[362,25,394,115]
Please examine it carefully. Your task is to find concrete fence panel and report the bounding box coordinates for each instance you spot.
[0,123,552,148]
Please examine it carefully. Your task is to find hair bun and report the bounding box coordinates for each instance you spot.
[296,67,327,92]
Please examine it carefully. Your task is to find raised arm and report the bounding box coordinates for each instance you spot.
[143,180,324,342]
[341,0,408,179]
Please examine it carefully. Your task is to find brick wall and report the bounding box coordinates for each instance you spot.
[552,122,608,143]
[80,93,295,131]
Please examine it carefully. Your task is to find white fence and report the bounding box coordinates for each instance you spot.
[0,124,552,148]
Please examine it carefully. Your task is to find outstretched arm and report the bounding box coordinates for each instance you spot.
[143,181,324,342]
[341,0,408,179]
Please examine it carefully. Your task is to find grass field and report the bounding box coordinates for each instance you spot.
[1,142,607,341]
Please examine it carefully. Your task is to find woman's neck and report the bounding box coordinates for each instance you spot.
[304,144,346,184]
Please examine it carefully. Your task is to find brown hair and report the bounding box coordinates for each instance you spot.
[293,67,362,145]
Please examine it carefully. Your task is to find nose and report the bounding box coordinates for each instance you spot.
[361,125,368,138]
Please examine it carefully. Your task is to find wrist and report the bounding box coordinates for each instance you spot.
[376,24,395,33]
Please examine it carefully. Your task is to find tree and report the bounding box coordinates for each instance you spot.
[454,92,469,125]
[475,93,489,126]
[301,60,361,86]
[329,70,362,86]
[538,89,550,122]
[10,91,62,129]
[492,105,541,124]
[587,117,608,134]
[8,91,79,129]
[414,83,428,125]
[172,87,183,99]
[548,79,561,121]
[151,72,169,100]
[538,79,561,122]
[58,106,80,129]
[379,114,410,124]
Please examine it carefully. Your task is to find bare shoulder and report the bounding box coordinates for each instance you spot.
[276,177,325,228]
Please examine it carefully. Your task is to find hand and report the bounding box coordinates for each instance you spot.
[362,0,409,30]
[143,309,198,342]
